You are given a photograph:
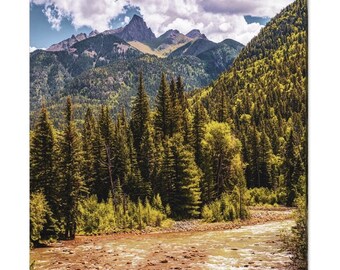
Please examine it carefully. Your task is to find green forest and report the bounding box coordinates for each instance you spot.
[30,0,307,269]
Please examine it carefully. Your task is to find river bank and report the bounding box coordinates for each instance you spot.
[31,207,294,270]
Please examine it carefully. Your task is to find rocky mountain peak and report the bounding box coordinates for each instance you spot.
[186,29,207,40]
[89,30,99,37]
[115,15,156,42]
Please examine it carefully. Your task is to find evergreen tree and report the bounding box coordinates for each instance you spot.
[258,130,273,188]
[159,137,176,207]
[82,108,96,194]
[130,72,150,154]
[59,97,85,239]
[176,75,186,110]
[97,105,115,201]
[154,73,172,139]
[139,122,155,196]
[169,77,182,136]
[30,102,59,239]
[92,121,106,201]
[159,135,201,218]
[248,126,261,188]
[113,109,130,187]
[192,101,207,168]
[170,134,202,218]
[284,129,305,206]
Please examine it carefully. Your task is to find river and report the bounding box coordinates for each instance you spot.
[30,219,294,270]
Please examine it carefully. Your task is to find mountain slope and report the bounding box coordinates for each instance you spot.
[200,0,307,118]
[196,39,244,78]
[169,39,217,57]
[189,0,307,193]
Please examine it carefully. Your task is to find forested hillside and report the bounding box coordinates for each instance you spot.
[30,2,307,267]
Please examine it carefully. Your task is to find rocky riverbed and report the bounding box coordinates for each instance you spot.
[30,208,294,270]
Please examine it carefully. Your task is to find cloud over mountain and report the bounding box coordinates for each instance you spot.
[30,0,294,44]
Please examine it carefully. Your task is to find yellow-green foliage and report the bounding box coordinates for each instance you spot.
[77,195,168,235]
[30,192,50,243]
[202,190,249,222]
[246,187,287,206]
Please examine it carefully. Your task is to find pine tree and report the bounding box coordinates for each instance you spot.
[113,109,130,187]
[248,126,261,188]
[258,130,273,188]
[130,72,150,154]
[284,129,304,206]
[154,73,172,139]
[59,97,85,239]
[139,122,155,196]
[169,77,182,136]
[158,134,201,218]
[170,134,202,218]
[82,108,96,194]
[176,75,186,110]
[92,121,106,201]
[217,87,227,122]
[192,101,207,168]
[30,102,59,239]
[158,137,175,207]
[97,105,115,201]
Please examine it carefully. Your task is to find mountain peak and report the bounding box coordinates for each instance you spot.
[89,30,99,37]
[186,29,207,40]
[130,14,144,22]
[115,14,156,42]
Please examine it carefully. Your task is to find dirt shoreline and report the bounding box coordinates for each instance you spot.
[37,207,294,248]
[31,207,294,270]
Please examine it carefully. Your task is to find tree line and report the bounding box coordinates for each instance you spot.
[30,71,304,243]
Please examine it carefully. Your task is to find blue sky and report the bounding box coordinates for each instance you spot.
[30,0,294,50]
[30,3,142,49]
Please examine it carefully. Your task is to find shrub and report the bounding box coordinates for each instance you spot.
[246,187,287,206]
[282,196,307,269]
[30,192,52,245]
[77,195,168,235]
[202,191,249,222]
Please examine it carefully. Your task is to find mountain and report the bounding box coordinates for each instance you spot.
[30,14,244,123]
[89,30,99,37]
[169,39,217,57]
[193,0,307,204]
[169,38,244,78]
[196,39,244,78]
[197,0,307,136]
[47,33,87,52]
[186,29,207,39]
[114,15,156,42]
[147,29,192,50]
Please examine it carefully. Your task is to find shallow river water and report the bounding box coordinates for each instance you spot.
[31,220,294,270]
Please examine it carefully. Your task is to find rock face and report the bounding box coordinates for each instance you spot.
[186,29,207,40]
[47,33,87,52]
[115,15,156,42]
[89,30,99,37]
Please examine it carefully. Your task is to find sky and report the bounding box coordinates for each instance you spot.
[30,0,294,51]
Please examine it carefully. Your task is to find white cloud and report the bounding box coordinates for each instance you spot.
[43,5,63,30]
[31,0,126,31]
[129,0,293,44]
[30,46,46,52]
[31,0,294,44]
